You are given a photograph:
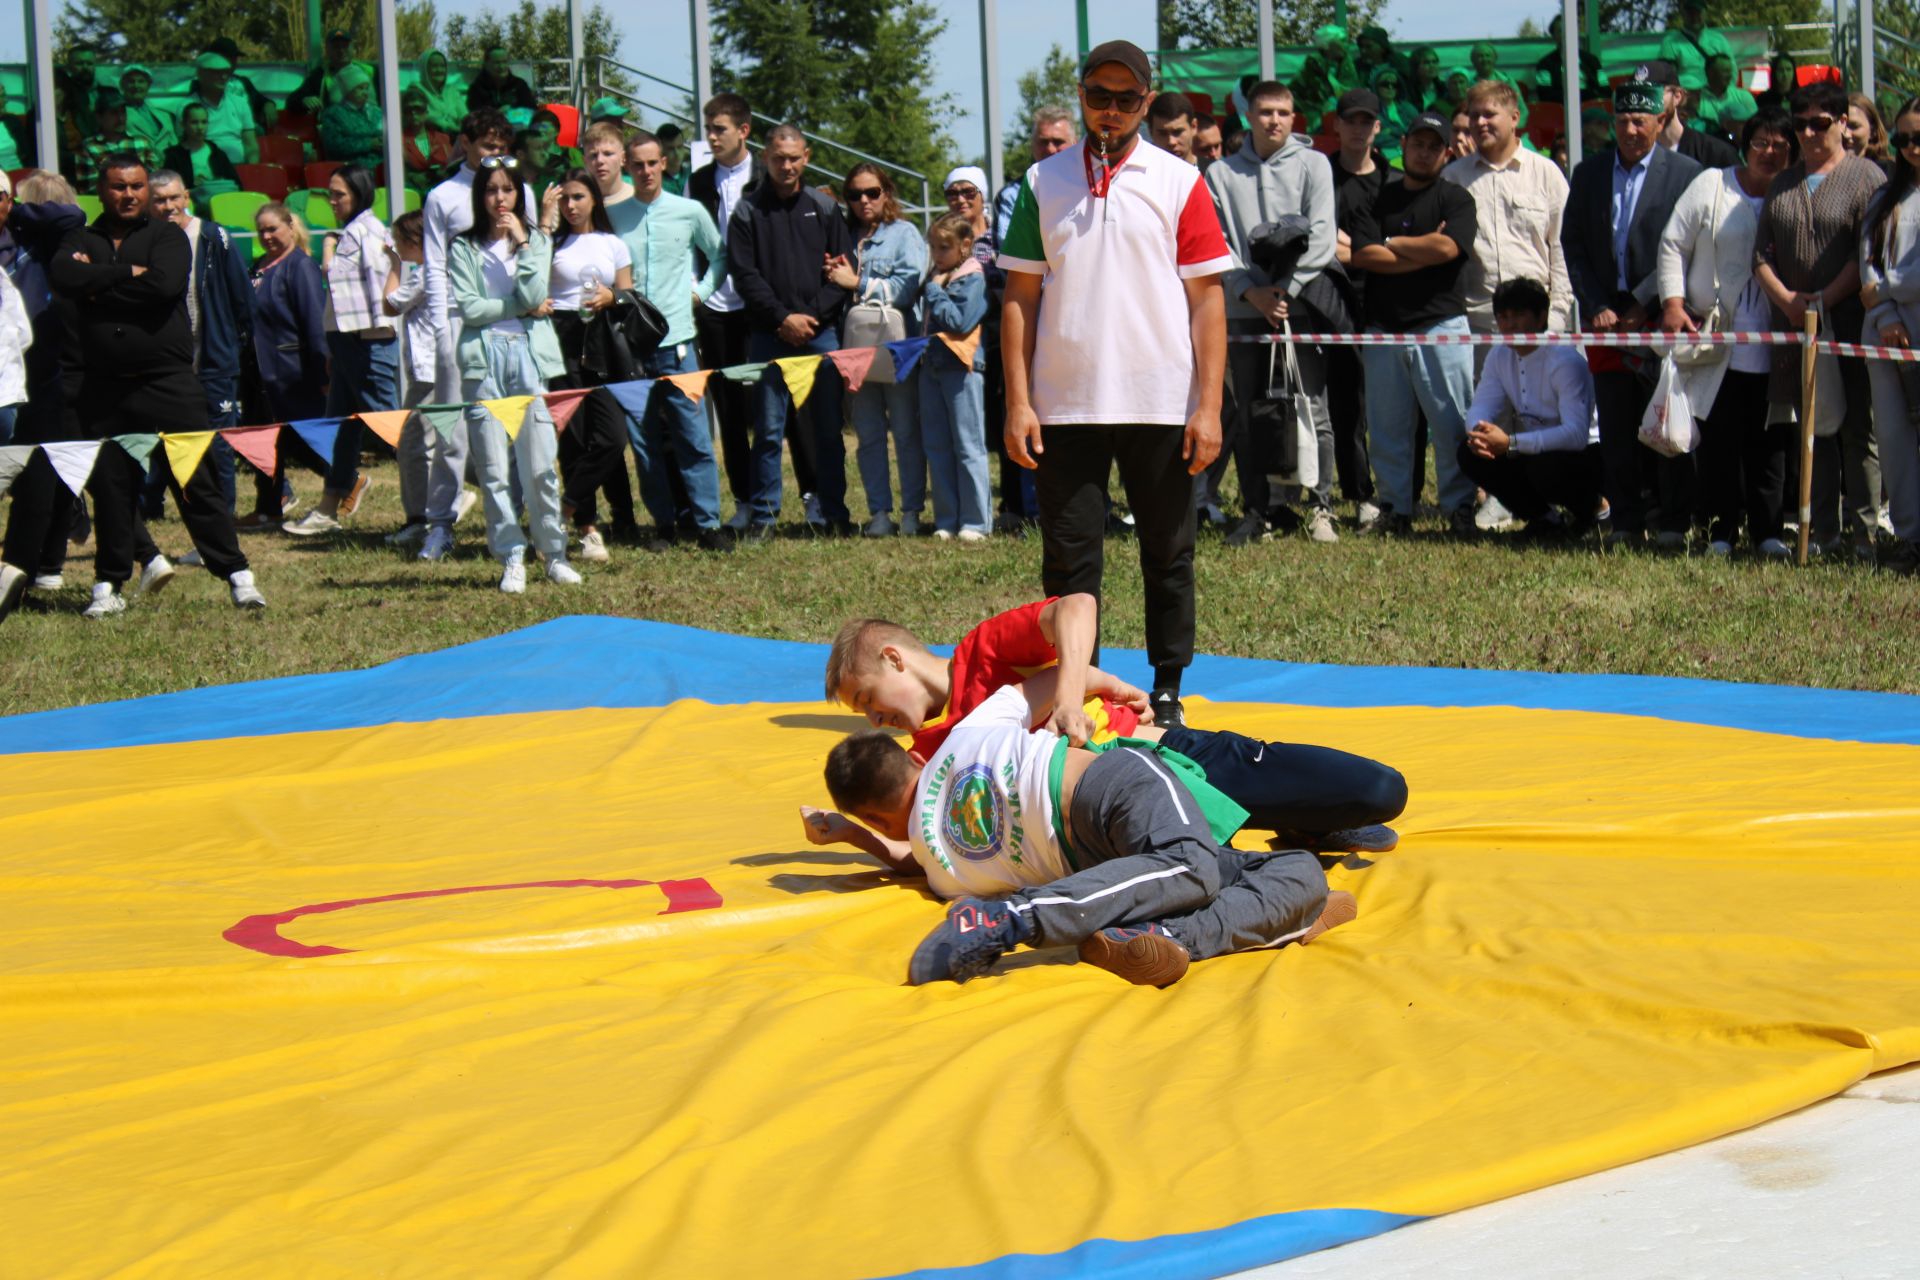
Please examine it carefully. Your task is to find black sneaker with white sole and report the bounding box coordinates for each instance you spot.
[1149,690,1185,731]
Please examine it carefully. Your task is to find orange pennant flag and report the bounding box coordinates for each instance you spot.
[663,370,714,405]
[936,329,982,370]
[825,347,878,394]
[221,425,281,477]
[357,411,411,449]
[543,389,594,434]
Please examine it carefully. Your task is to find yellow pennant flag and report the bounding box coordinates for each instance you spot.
[161,431,217,484]
[773,355,822,409]
[357,410,412,449]
[480,396,537,441]
[664,370,714,404]
[936,328,982,370]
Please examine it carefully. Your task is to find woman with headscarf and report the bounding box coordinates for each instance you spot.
[412,49,468,137]
[320,64,385,166]
[1371,63,1420,152]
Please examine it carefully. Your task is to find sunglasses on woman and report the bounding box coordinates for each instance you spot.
[479,154,522,170]
[1793,114,1837,134]
[1081,83,1147,113]
[848,186,885,200]
[1893,131,1920,150]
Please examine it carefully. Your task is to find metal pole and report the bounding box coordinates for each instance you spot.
[568,0,586,109]
[1797,309,1819,566]
[980,0,1003,196]
[1335,0,1350,33]
[29,0,55,172]
[690,0,714,111]
[1564,0,1582,171]
[1862,0,1876,101]
[1257,0,1275,82]
[1076,0,1090,59]
[377,0,405,226]
[307,0,325,64]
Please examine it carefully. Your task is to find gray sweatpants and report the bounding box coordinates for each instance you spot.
[1006,748,1329,961]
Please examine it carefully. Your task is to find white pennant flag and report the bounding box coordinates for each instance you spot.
[42,441,104,497]
[0,445,34,498]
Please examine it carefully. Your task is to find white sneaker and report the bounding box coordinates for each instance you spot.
[499,550,526,594]
[83,582,126,618]
[385,521,428,548]
[1355,500,1382,530]
[1758,537,1793,560]
[544,555,583,585]
[31,573,63,590]
[452,489,479,524]
[228,569,266,609]
[1475,495,1515,531]
[0,564,26,623]
[933,528,954,542]
[577,529,609,563]
[957,529,988,544]
[1306,508,1340,544]
[1708,539,1733,558]
[418,525,453,562]
[283,509,342,537]
[137,554,176,597]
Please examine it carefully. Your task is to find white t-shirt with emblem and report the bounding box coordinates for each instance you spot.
[909,686,1068,899]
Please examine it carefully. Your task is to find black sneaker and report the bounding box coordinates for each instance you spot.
[1223,512,1270,548]
[1272,823,1400,855]
[695,528,734,553]
[1446,506,1478,539]
[1357,512,1412,537]
[1149,690,1185,731]
[907,897,1034,984]
[1078,924,1190,987]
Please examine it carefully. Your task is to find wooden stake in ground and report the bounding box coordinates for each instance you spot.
[1797,309,1819,567]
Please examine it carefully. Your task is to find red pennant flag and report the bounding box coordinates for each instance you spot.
[357,410,411,449]
[825,346,878,394]
[222,425,281,476]
[543,388,595,434]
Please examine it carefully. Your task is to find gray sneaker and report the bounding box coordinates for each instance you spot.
[1306,508,1340,544]
[862,513,896,538]
[418,525,454,562]
[1223,512,1270,547]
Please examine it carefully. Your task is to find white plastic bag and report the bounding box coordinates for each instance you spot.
[1638,354,1700,457]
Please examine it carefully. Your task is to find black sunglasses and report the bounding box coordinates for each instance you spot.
[944,185,980,200]
[847,186,885,200]
[1894,131,1920,149]
[1793,114,1837,134]
[479,154,521,170]
[1082,83,1147,113]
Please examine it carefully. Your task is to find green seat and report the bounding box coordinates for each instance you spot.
[75,194,103,221]
[300,188,338,229]
[369,187,423,222]
[209,190,271,233]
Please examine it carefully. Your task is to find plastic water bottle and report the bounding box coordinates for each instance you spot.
[582,266,602,309]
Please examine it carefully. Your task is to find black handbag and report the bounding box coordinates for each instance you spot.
[1246,340,1300,478]
[580,288,669,383]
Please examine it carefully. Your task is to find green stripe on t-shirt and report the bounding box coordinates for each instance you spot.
[1001,178,1045,264]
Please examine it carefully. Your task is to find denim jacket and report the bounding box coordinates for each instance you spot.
[922,259,988,372]
[852,218,928,329]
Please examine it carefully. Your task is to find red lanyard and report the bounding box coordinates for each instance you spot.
[1083,138,1136,199]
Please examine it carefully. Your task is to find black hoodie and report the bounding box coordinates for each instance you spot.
[48,213,193,376]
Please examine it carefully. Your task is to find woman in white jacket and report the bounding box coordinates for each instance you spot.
[0,267,29,444]
[1858,95,1920,577]
[1657,106,1798,557]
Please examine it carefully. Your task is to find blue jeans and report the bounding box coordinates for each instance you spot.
[630,341,722,532]
[849,372,923,518]
[919,357,991,535]
[323,332,399,493]
[1358,317,1476,517]
[0,404,15,444]
[747,327,846,526]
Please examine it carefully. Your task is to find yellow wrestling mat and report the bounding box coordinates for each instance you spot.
[1,620,1916,1278]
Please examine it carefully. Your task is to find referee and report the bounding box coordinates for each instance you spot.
[998,40,1231,728]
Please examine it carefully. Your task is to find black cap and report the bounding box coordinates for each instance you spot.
[328,28,352,42]
[208,36,241,62]
[1405,110,1451,140]
[1639,59,1679,87]
[1336,88,1380,119]
[1082,39,1151,88]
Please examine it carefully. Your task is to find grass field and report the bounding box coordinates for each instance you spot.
[3,447,1918,717]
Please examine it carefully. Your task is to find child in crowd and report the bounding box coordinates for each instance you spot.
[823,669,1355,986]
[918,213,992,542]
[448,158,580,593]
[381,210,456,546]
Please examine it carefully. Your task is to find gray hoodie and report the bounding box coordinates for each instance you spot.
[1203,133,1337,322]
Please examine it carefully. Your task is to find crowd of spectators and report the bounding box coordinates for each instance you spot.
[5,19,1920,628]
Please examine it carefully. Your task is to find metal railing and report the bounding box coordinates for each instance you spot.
[1874,25,1920,99]
[589,55,935,227]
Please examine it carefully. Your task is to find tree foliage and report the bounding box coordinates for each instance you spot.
[711,0,957,187]
[59,0,436,62]
[1158,0,1389,50]
[1002,44,1079,182]
[443,0,624,86]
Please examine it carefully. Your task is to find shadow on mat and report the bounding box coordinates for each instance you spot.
[768,713,873,733]
[733,850,876,867]
[766,870,896,895]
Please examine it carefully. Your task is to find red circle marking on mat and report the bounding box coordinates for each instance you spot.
[223,877,725,958]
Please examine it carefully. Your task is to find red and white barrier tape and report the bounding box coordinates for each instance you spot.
[1230,330,1920,363]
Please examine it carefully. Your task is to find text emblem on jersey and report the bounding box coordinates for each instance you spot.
[943,764,1008,862]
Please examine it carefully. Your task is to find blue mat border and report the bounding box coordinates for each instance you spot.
[3,615,1917,756]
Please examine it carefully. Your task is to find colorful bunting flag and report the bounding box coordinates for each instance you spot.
[774,355,823,408]
[160,432,215,485]
[883,337,933,382]
[663,370,714,404]
[421,407,467,443]
[542,389,594,434]
[936,330,982,370]
[604,380,658,424]
[0,445,33,499]
[112,433,160,468]
[42,441,104,496]
[357,411,411,449]
[222,425,281,477]
[287,418,344,470]
[480,396,536,440]
[719,362,770,383]
[824,347,878,394]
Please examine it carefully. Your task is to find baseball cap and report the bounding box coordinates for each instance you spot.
[1081,39,1151,88]
[587,96,629,121]
[1405,111,1451,140]
[119,62,154,84]
[1639,59,1679,87]
[194,51,233,72]
[1336,88,1381,119]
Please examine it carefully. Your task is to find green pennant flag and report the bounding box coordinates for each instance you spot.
[421,407,468,443]
[719,362,771,383]
[113,433,161,467]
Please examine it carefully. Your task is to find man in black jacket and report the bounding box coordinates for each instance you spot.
[1561,76,1702,547]
[728,124,855,538]
[687,92,764,523]
[45,155,263,616]
[465,46,538,115]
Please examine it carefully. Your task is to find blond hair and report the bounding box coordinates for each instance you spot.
[581,120,627,154]
[16,170,77,204]
[926,211,977,255]
[823,618,926,702]
[1465,79,1521,114]
[255,201,311,255]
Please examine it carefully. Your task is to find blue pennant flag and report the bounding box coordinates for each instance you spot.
[287,417,345,468]
[883,337,933,382]
[603,380,658,424]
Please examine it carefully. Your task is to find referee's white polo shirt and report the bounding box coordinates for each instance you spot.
[998,136,1235,427]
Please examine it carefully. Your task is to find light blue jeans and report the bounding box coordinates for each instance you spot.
[919,357,990,535]
[462,328,565,562]
[850,372,924,519]
[1358,316,1477,517]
